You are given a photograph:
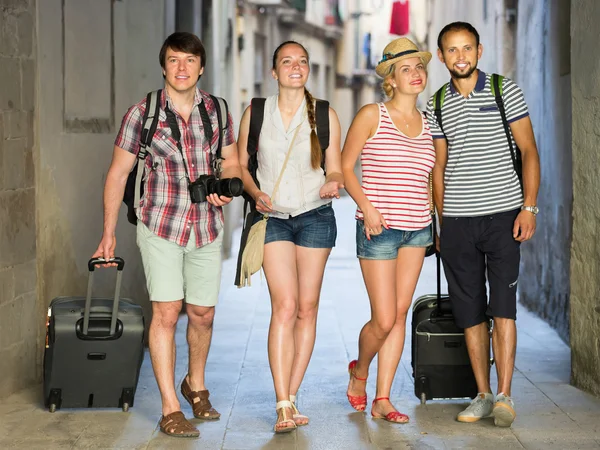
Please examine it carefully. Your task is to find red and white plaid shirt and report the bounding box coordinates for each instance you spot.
[115,88,235,247]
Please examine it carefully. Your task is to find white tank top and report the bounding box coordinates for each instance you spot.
[256,95,329,218]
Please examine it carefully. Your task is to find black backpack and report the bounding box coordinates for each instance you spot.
[122,90,229,225]
[432,73,523,190]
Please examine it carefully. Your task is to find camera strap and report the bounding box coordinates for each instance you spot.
[164,105,193,184]
[164,96,228,183]
[200,96,228,176]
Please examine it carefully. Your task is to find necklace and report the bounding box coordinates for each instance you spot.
[389,104,419,129]
[400,115,411,129]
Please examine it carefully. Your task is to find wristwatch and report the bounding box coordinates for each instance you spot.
[521,205,539,215]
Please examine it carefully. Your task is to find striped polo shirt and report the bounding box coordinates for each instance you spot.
[426,70,529,217]
[356,103,435,230]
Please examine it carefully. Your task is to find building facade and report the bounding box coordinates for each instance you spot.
[0,0,347,398]
[1,0,599,400]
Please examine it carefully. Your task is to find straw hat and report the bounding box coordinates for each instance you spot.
[375,37,432,78]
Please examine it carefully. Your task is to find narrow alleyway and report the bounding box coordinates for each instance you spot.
[1,198,599,449]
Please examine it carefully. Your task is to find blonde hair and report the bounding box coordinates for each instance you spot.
[380,58,428,98]
[381,64,396,98]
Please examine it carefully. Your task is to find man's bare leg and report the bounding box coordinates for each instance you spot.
[464,321,492,394]
[149,300,183,416]
[456,321,494,423]
[186,305,215,392]
[492,317,516,396]
[491,317,517,427]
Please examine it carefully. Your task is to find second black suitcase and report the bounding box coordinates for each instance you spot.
[43,257,145,412]
[411,249,477,404]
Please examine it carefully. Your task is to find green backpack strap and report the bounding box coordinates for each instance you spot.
[490,73,505,97]
[432,82,449,135]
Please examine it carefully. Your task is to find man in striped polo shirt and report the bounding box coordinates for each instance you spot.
[426,22,540,427]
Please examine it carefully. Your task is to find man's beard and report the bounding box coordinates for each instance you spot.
[449,62,477,79]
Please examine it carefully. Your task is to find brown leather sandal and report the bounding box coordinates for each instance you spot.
[159,411,200,438]
[181,375,221,420]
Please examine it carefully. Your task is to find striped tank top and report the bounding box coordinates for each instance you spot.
[356,103,435,230]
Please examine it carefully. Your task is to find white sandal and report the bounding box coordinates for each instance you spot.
[290,394,309,426]
[274,400,297,433]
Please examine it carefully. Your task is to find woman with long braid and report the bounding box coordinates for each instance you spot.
[237,41,344,433]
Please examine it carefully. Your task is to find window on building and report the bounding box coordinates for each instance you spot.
[254,33,266,97]
[311,63,321,97]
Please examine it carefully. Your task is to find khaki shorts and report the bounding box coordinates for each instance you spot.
[136,222,223,307]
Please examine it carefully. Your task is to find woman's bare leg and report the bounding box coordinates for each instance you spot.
[263,241,298,431]
[373,247,425,419]
[288,246,331,424]
[347,259,397,401]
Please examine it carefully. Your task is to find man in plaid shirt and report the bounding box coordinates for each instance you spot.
[93,32,241,438]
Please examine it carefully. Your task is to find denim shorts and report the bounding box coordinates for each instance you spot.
[356,220,433,260]
[253,203,337,248]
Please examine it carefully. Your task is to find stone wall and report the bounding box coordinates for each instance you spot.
[0,0,38,398]
[34,0,166,383]
[516,0,572,343]
[570,0,600,397]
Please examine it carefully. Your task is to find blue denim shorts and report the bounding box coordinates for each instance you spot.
[253,203,337,248]
[356,220,433,260]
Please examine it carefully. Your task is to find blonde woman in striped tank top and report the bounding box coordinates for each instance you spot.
[341,38,435,423]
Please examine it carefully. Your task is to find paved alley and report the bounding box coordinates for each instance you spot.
[1,198,599,450]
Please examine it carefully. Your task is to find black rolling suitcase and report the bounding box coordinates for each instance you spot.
[411,248,477,404]
[43,257,145,412]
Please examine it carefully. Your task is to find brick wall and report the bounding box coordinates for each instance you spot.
[0,0,37,398]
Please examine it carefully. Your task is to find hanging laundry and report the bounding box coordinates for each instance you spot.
[389,0,410,36]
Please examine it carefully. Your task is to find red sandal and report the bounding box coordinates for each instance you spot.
[371,397,409,423]
[347,360,368,412]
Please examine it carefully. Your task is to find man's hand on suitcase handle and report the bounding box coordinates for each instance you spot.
[92,234,117,267]
[88,257,125,271]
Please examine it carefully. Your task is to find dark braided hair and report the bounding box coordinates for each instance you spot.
[272,41,322,170]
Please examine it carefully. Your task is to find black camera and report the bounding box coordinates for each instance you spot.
[189,174,244,203]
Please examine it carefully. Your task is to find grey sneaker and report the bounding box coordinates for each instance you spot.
[457,392,494,423]
[493,393,516,427]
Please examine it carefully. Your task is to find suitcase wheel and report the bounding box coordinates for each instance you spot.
[120,388,134,412]
[420,392,427,405]
[47,388,61,413]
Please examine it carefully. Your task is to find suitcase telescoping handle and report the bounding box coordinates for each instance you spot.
[436,246,442,315]
[83,257,125,336]
[433,231,452,317]
[433,223,447,317]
